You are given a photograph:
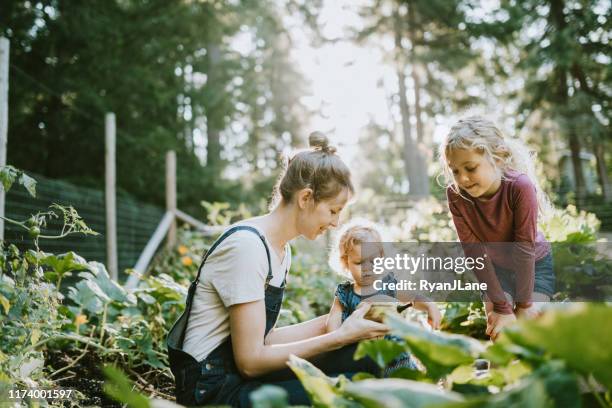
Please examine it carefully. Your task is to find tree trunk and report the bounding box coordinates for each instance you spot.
[206,42,222,170]
[549,0,586,208]
[594,141,612,203]
[567,128,587,208]
[407,0,424,145]
[407,0,429,197]
[412,67,424,144]
[394,4,428,198]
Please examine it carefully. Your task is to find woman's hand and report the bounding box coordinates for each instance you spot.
[413,301,442,330]
[485,311,516,341]
[335,303,389,345]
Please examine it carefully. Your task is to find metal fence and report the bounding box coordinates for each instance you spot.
[3,172,164,282]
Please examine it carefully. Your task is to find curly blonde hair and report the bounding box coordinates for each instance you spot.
[439,116,551,218]
[329,218,384,278]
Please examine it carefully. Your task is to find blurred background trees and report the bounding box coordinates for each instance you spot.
[2,0,316,216]
[2,0,610,224]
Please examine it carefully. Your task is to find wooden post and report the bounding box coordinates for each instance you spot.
[166,150,177,248]
[105,113,118,280]
[0,38,9,241]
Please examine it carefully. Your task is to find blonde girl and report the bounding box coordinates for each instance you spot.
[326,219,441,332]
[440,116,554,341]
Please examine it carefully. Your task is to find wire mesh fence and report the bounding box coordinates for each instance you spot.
[3,172,164,283]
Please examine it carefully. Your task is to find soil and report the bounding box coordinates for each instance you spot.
[45,349,176,407]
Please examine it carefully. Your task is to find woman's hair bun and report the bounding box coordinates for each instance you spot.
[308,131,336,154]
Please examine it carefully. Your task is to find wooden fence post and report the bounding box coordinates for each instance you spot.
[0,38,9,241]
[105,113,118,280]
[166,150,177,248]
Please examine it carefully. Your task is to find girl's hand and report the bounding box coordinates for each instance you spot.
[515,304,541,320]
[413,301,442,330]
[426,303,442,330]
[485,311,516,341]
[336,303,389,345]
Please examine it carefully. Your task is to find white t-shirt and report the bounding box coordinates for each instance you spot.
[182,224,291,362]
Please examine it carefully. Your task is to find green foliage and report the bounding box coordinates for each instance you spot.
[541,205,600,243]
[3,1,313,214]
[283,303,610,407]
[354,339,406,369]
[250,385,290,408]
[386,314,485,380]
[287,355,359,408]
[498,304,612,389]
[103,365,151,408]
[2,171,610,407]
[0,165,37,197]
[440,302,488,340]
[344,378,465,408]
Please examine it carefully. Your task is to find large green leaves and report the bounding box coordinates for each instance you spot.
[40,251,89,285]
[498,303,612,389]
[343,379,464,408]
[354,338,406,369]
[438,377,552,408]
[386,314,485,379]
[287,355,358,408]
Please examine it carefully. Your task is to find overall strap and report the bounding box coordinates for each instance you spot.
[193,225,273,288]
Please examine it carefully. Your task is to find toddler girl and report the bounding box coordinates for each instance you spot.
[326,220,441,375]
[440,116,555,341]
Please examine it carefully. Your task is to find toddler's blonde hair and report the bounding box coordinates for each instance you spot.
[439,116,552,218]
[329,218,384,279]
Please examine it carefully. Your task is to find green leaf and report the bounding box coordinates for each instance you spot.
[103,365,150,408]
[82,262,135,305]
[68,281,104,313]
[354,338,406,368]
[18,173,37,197]
[533,361,581,408]
[0,166,18,192]
[250,385,289,408]
[388,367,429,381]
[40,252,88,279]
[439,377,551,408]
[83,279,112,303]
[0,294,10,314]
[343,378,464,408]
[30,328,41,346]
[481,342,515,366]
[351,372,376,381]
[287,355,356,407]
[498,304,612,389]
[137,292,156,305]
[386,314,485,379]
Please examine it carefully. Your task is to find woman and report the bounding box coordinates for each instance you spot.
[168,132,389,407]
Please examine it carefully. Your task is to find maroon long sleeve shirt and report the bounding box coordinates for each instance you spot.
[447,170,551,314]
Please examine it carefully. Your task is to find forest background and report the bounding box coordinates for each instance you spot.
[3,0,610,225]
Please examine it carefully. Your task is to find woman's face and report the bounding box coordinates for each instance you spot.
[297,187,350,240]
[447,148,502,199]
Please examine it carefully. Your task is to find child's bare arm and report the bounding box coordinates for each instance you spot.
[325,296,343,332]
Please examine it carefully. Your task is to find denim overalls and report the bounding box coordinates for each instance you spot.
[167,226,286,406]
